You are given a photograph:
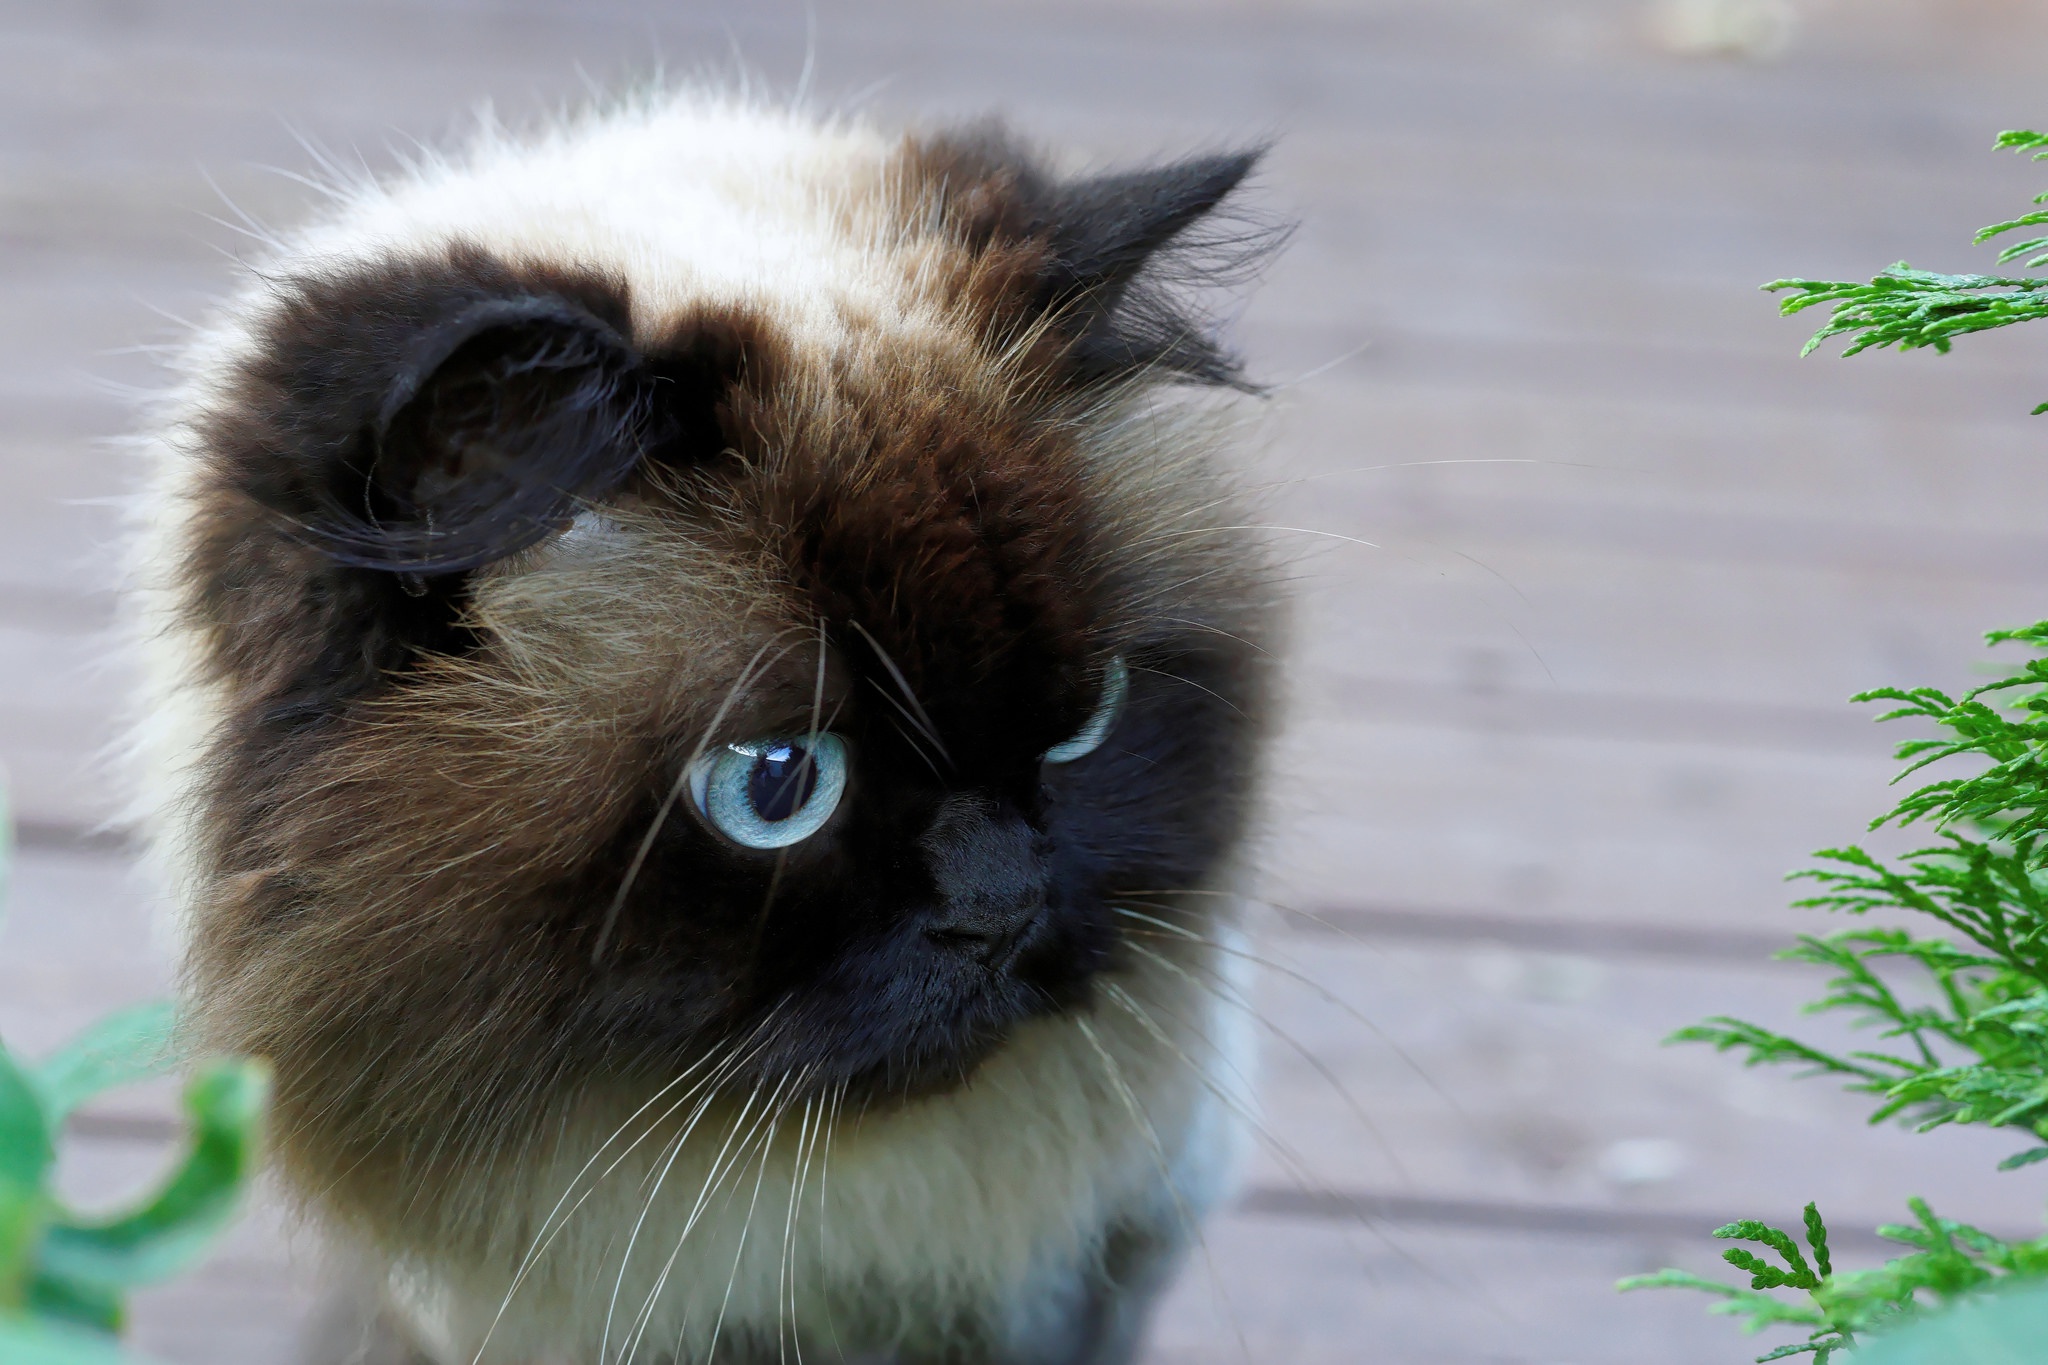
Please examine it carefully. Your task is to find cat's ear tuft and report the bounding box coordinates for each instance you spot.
[914,132,1280,389]
[1039,149,1274,388]
[1044,151,1261,297]
[316,292,648,574]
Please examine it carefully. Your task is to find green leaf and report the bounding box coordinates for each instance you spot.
[31,1005,178,1127]
[1803,1204,1833,1279]
[1756,1343,1835,1362]
[37,1060,267,1289]
[1716,1221,1819,1289]
[1617,1268,1743,1297]
[0,1044,53,1307]
[1973,210,2048,244]
[24,1271,121,1336]
[0,1315,160,1365]
[0,1047,52,1197]
[1673,126,2048,1365]
[1994,129,2048,155]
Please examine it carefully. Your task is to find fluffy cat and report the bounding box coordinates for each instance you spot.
[126,91,1282,1365]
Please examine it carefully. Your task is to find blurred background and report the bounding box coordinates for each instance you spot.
[7,1,2048,1361]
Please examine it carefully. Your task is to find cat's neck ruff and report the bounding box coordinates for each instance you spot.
[393,910,1256,1363]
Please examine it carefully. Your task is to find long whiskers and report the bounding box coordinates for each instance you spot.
[1112,901,1467,1118]
[701,1079,801,1365]
[631,1068,804,1365]
[1071,1014,1254,1365]
[1097,975,1357,1224]
[1096,973,1455,1299]
[608,1068,791,1365]
[811,1081,851,1362]
[1112,938,1407,1185]
[601,1070,766,1364]
[778,1089,827,1365]
[1127,662,1245,717]
[471,1035,748,1364]
[470,1011,785,1364]
[590,1017,793,1363]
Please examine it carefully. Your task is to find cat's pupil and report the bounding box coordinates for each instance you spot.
[748,745,817,822]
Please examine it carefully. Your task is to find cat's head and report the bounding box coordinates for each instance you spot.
[150,110,1280,1195]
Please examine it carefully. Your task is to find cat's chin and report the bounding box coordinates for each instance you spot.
[834,1018,1031,1108]
[686,963,1093,1113]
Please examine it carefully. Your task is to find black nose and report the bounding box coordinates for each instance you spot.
[919,795,1049,965]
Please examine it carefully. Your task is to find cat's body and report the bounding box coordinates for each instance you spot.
[127,94,1279,1364]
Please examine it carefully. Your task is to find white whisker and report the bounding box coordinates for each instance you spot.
[621,1068,803,1365]
[1098,974,1449,1298]
[603,1060,779,1364]
[701,1073,804,1365]
[472,1035,751,1363]
[1072,1014,1254,1365]
[1112,905,1466,1118]
[779,1092,825,1365]
[1112,932,1410,1185]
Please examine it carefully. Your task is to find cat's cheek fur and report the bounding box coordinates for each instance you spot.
[125,91,1283,1365]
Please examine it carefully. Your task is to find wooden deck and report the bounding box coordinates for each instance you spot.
[7,2,2048,1360]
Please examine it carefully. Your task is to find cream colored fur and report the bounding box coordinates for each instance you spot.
[391,925,1253,1363]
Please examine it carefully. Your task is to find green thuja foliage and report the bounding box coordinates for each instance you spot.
[1622,1200,2048,1362]
[1681,627,2048,1164]
[1622,625,2048,1359]
[1622,133,2048,1361]
[0,794,268,1363]
[1766,131,2048,411]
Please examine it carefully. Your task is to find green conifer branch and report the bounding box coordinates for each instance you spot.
[1629,621,2048,1354]
[1763,131,2048,412]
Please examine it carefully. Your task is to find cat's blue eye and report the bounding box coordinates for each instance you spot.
[1043,656,1129,765]
[688,733,849,849]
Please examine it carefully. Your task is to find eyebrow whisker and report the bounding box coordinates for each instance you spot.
[847,619,953,768]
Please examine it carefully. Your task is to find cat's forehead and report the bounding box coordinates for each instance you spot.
[742,344,1103,729]
[273,101,970,372]
[492,315,1105,732]
[547,329,1104,752]
[331,121,1123,698]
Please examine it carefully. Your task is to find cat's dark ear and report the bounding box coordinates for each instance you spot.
[915,132,1279,389]
[186,254,666,727]
[309,291,649,574]
[1038,151,1271,387]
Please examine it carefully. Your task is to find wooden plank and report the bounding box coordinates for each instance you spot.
[1228,937,2030,1229]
